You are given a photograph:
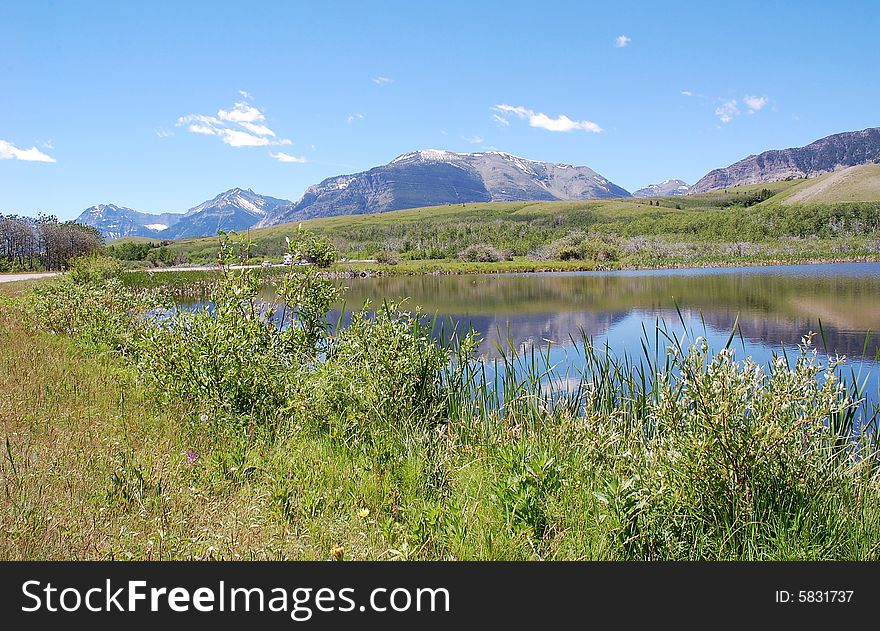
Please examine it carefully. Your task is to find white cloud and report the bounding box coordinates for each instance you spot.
[614,35,631,48]
[185,121,218,135]
[744,95,768,113]
[239,121,276,137]
[347,112,365,124]
[177,96,292,149]
[681,90,693,97]
[0,139,56,162]
[493,104,602,133]
[491,113,510,127]
[715,99,740,123]
[219,129,271,147]
[464,135,484,144]
[155,128,174,138]
[238,90,253,100]
[372,76,393,86]
[217,102,265,124]
[270,152,307,163]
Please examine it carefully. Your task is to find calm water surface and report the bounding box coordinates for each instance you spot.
[183,262,880,402]
[334,262,880,399]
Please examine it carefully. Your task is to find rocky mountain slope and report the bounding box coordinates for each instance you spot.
[258,150,630,226]
[691,127,880,194]
[632,179,690,197]
[76,204,183,241]
[162,188,290,239]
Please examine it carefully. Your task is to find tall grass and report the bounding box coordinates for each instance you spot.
[4,242,880,560]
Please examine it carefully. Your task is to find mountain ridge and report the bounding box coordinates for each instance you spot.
[691,127,880,194]
[632,179,690,197]
[257,150,631,226]
[77,204,183,241]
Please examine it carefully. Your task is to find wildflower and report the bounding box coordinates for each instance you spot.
[184,449,199,465]
[199,413,209,423]
[331,546,345,560]
[358,508,370,519]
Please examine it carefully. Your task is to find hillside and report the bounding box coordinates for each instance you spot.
[691,127,880,193]
[151,179,879,268]
[779,164,880,205]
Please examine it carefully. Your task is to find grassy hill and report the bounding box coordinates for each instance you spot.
[118,177,880,270]
[780,164,880,205]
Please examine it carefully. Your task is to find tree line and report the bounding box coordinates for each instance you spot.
[0,214,103,272]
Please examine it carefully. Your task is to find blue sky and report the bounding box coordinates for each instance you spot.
[2,0,879,220]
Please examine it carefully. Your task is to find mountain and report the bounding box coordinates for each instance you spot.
[632,179,690,197]
[161,188,291,239]
[77,189,291,241]
[690,127,880,194]
[258,150,630,226]
[76,204,183,241]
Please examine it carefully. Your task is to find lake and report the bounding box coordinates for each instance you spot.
[333,262,880,401]
[179,261,880,404]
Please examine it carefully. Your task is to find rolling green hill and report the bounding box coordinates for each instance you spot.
[779,164,880,205]
[116,178,880,270]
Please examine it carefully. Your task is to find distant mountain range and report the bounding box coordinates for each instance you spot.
[162,188,290,239]
[77,204,184,241]
[76,151,630,240]
[632,179,690,197]
[258,150,630,226]
[75,129,880,241]
[77,189,291,241]
[690,127,880,193]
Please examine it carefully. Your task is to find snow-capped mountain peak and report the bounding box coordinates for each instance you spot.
[631,179,691,197]
[75,204,183,241]
[258,149,631,226]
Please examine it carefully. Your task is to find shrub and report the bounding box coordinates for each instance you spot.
[288,227,337,268]
[547,232,620,262]
[136,234,340,418]
[376,250,400,265]
[68,253,124,285]
[30,276,157,354]
[307,302,449,451]
[593,336,862,559]
[458,244,503,263]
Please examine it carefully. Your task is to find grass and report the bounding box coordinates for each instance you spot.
[780,165,880,205]
[3,251,880,561]
[109,179,880,274]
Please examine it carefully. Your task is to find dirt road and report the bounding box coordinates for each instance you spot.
[0,272,60,284]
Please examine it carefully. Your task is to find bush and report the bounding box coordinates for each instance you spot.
[137,234,340,418]
[492,445,563,540]
[546,232,620,262]
[288,228,337,268]
[68,253,124,285]
[308,302,449,451]
[30,276,157,354]
[376,250,400,265]
[458,244,504,263]
[593,336,861,559]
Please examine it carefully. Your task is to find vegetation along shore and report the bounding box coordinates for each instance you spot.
[2,228,879,560]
